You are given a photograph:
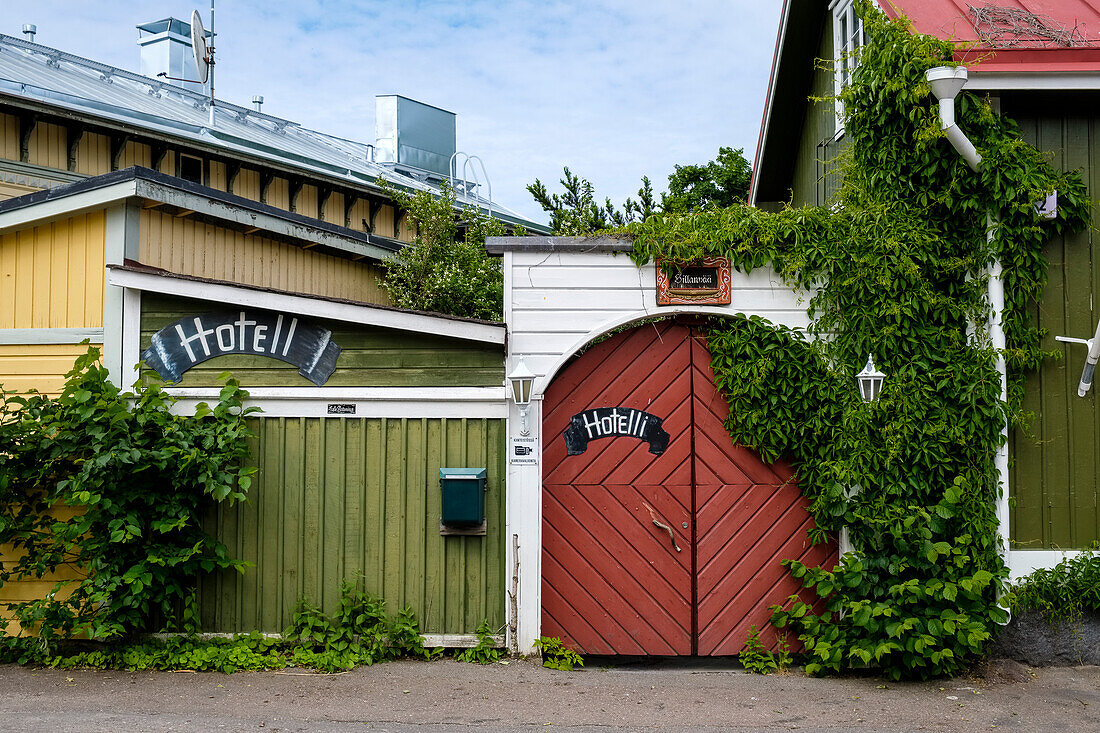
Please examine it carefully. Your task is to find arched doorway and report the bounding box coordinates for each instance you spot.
[540,319,836,655]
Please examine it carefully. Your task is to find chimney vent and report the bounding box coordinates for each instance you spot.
[252,95,264,112]
[136,17,208,91]
[22,24,37,43]
[374,95,456,178]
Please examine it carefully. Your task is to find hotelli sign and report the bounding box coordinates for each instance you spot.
[143,309,341,386]
[563,407,670,456]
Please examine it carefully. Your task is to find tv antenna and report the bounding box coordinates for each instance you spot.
[1056,317,1100,397]
[154,3,216,127]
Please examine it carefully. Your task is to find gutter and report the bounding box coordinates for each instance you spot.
[925,65,1010,612]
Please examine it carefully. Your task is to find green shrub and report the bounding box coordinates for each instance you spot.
[1008,549,1100,626]
[534,636,583,671]
[454,620,503,664]
[0,348,255,644]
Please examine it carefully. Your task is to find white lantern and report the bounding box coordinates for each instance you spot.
[856,353,886,402]
[506,360,536,436]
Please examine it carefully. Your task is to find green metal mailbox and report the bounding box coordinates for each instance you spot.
[440,467,487,531]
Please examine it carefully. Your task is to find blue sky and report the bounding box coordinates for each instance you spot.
[0,1,783,225]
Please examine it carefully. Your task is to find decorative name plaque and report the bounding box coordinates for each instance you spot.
[143,310,341,386]
[656,257,732,306]
[563,407,670,456]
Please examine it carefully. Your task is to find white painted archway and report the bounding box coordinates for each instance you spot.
[487,236,814,653]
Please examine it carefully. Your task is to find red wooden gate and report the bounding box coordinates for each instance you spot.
[541,320,836,656]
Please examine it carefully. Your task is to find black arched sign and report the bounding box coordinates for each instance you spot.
[142,310,340,386]
[562,407,670,456]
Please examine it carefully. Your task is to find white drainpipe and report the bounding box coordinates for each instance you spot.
[925,66,1011,566]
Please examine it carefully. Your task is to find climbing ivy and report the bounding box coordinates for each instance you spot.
[625,1,1090,679]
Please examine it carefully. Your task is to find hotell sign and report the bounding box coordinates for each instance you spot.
[143,309,341,386]
[563,407,670,456]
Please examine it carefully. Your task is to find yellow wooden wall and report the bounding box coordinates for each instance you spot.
[139,209,390,304]
[0,112,414,242]
[0,182,37,202]
[0,113,18,161]
[0,344,91,395]
[0,213,106,330]
[0,506,83,636]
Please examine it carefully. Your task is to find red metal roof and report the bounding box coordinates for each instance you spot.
[882,0,1100,73]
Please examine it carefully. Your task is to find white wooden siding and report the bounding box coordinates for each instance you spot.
[504,248,812,393]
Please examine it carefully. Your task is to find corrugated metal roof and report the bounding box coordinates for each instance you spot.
[0,32,544,231]
[883,0,1100,73]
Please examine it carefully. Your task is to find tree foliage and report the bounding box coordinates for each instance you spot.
[626,0,1090,679]
[662,146,751,213]
[529,148,751,234]
[0,349,255,643]
[527,167,657,235]
[379,181,521,321]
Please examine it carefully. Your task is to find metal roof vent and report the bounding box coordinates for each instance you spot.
[374,95,456,178]
[136,17,208,92]
[22,24,37,43]
[252,95,264,111]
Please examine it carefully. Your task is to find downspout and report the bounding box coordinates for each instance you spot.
[925,66,1012,603]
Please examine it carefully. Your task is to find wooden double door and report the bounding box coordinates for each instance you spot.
[541,320,835,655]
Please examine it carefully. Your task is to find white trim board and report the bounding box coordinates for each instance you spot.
[163,386,508,419]
[107,267,506,345]
[1005,550,1085,583]
[0,328,104,345]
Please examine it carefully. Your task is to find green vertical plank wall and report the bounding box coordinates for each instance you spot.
[199,416,507,634]
[790,20,844,207]
[1004,92,1100,549]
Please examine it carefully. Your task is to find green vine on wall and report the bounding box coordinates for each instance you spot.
[0,349,256,645]
[625,1,1090,679]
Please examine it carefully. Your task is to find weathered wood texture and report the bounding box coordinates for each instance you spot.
[139,293,504,388]
[541,321,835,655]
[198,416,506,635]
[1005,93,1100,549]
[138,209,391,305]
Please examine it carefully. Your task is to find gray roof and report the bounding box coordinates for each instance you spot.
[0,32,545,232]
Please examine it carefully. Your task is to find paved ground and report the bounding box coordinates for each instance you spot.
[1,657,1097,733]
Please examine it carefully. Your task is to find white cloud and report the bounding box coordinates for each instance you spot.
[0,1,782,224]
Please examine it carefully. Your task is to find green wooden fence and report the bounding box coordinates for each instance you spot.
[198,416,507,634]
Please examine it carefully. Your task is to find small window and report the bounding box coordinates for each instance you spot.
[830,0,865,129]
[178,153,204,185]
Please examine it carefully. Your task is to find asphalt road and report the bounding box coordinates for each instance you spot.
[1,657,1097,732]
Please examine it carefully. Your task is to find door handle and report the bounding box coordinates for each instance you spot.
[642,501,681,553]
[651,518,682,553]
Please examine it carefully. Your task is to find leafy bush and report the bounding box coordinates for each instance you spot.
[625,0,1090,680]
[379,180,520,321]
[0,584,440,674]
[0,348,255,644]
[534,635,583,671]
[1008,550,1100,626]
[283,581,439,672]
[454,619,503,664]
[738,626,791,675]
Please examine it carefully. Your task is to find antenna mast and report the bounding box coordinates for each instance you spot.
[208,0,215,127]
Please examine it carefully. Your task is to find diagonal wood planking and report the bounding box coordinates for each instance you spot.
[542,320,836,656]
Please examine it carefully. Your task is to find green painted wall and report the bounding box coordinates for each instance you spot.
[1005,93,1100,550]
[140,293,504,388]
[790,21,844,207]
[199,416,507,634]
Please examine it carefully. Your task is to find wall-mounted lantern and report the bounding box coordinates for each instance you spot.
[506,360,535,436]
[856,353,886,402]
